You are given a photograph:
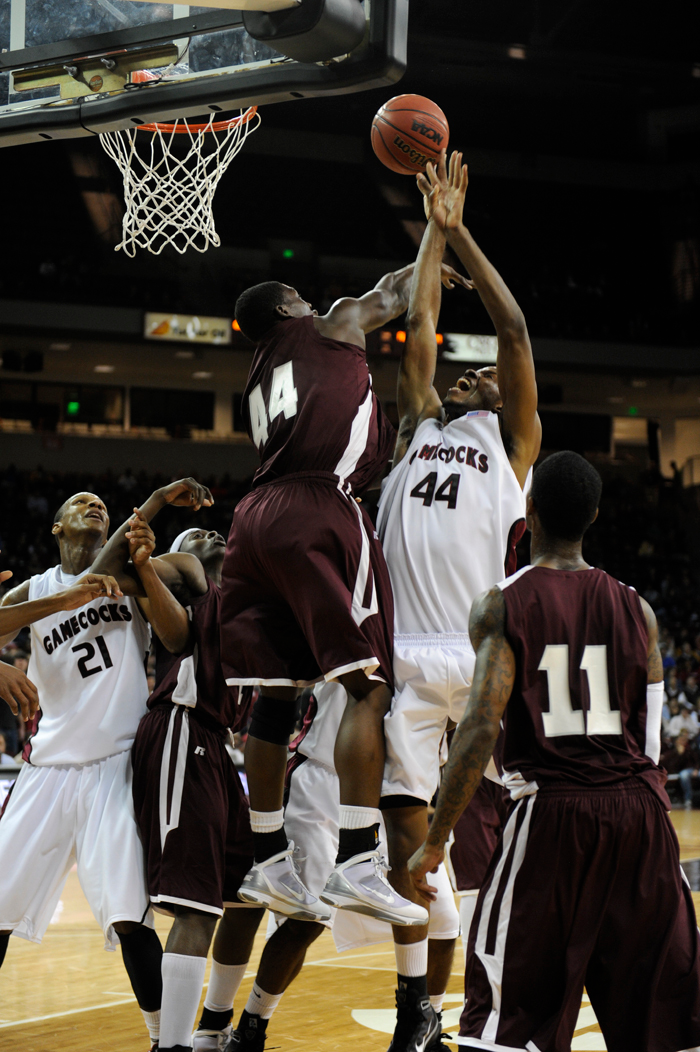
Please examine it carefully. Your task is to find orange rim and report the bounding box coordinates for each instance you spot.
[136,107,258,134]
[130,70,258,132]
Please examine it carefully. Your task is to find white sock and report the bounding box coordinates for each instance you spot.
[204,960,248,1013]
[338,804,380,829]
[460,893,479,966]
[244,981,283,1020]
[430,993,445,1013]
[395,938,428,978]
[160,952,208,1049]
[249,809,285,833]
[141,1008,160,1043]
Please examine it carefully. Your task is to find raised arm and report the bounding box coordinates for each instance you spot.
[127,510,208,653]
[315,260,469,350]
[394,152,473,465]
[408,586,515,899]
[422,166,540,485]
[90,477,213,593]
[640,596,664,764]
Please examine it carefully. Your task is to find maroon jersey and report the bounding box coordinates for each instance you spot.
[498,565,668,803]
[149,579,249,733]
[244,315,395,493]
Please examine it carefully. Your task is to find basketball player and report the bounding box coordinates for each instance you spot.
[120,513,266,1052]
[375,150,540,1051]
[409,451,700,1052]
[0,479,212,1049]
[222,257,469,925]
[198,679,460,1052]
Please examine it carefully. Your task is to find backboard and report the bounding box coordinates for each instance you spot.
[0,0,407,148]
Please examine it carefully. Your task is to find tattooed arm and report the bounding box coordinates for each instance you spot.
[408,586,515,900]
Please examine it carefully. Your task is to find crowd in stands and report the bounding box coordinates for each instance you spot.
[2,458,700,806]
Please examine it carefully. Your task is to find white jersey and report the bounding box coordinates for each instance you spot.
[26,565,150,766]
[377,411,527,635]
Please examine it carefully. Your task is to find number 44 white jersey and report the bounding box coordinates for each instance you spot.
[377,411,527,636]
[26,565,150,766]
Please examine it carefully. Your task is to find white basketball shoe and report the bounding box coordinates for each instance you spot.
[192,1024,232,1052]
[237,842,331,922]
[320,850,429,926]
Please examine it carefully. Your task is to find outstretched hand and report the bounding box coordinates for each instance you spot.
[418,149,469,234]
[126,508,157,567]
[440,263,474,291]
[60,573,123,610]
[407,840,445,903]
[159,477,213,511]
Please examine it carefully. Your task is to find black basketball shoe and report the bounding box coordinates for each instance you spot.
[387,986,441,1052]
[427,1012,456,1051]
[224,1011,268,1052]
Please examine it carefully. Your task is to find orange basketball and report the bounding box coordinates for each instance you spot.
[371,94,449,175]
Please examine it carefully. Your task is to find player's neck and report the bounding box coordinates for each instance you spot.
[531,534,590,572]
[59,541,101,576]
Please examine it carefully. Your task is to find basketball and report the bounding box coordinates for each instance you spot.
[371,94,449,175]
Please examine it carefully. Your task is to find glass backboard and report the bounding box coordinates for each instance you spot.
[0,0,407,147]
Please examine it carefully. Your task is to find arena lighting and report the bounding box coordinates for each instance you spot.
[232,320,241,331]
[66,401,80,416]
[396,330,406,343]
[442,333,497,364]
[628,406,639,416]
[193,371,213,379]
[94,364,115,373]
[282,248,295,259]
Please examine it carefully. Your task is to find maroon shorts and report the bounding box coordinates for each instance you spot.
[448,778,510,892]
[132,704,254,915]
[220,473,394,689]
[459,782,700,1052]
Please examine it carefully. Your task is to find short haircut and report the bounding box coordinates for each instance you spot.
[54,500,67,524]
[234,282,288,342]
[530,451,602,542]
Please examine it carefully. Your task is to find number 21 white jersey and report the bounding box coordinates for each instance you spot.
[377,411,527,636]
[26,565,150,766]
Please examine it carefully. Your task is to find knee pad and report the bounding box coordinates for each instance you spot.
[248,694,297,746]
[427,864,461,940]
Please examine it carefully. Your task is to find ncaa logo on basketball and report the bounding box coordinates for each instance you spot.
[411,119,443,145]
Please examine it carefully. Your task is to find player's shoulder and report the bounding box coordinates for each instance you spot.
[496,564,537,592]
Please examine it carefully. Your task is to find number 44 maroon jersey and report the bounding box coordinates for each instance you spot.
[497,565,669,806]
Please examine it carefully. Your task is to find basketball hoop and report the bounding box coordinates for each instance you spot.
[100,106,261,256]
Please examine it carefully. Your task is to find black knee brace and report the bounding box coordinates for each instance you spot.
[248,694,297,745]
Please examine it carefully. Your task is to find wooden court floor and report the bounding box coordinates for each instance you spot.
[1,810,698,1052]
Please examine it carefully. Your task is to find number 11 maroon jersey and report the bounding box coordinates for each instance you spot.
[497,565,669,806]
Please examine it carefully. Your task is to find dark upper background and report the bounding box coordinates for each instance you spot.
[1,0,698,347]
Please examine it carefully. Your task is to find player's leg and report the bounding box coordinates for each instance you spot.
[227,919,326,1052]
[584,788,700,1052]
[194,906,265,1051]
[114,921,164,1050]
[154,906,218,1052]
[244,685,298,861]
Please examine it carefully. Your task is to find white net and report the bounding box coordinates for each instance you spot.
[100,108,261,256]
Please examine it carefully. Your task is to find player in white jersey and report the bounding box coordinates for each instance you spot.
[0,478,212,1050]
[376,151,541,1052]
[198,680,460,1052]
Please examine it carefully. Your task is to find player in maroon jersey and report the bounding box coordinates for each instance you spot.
[409,450,700,1052]
[103,512,264,1052]
[224,262,470,926]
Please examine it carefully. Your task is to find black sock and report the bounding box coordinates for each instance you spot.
[253,827,288,863]
[336,823,379,864]
[118,925,163,1012]
[198,1006,233,1032]
[397,973,429,999]
[158,1046,191,1052]
[0,931,10,968]
[238,1010,269,1033]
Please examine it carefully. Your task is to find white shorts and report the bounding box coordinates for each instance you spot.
[0,750,152,948]
[266,754,460,950]
[382,634,475,804]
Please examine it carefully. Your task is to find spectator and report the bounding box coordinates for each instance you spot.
[661,728,699,810]
[0,732,15,767]
[663,696,681,733]
[667,702,700,741]
[684,673,700,711]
